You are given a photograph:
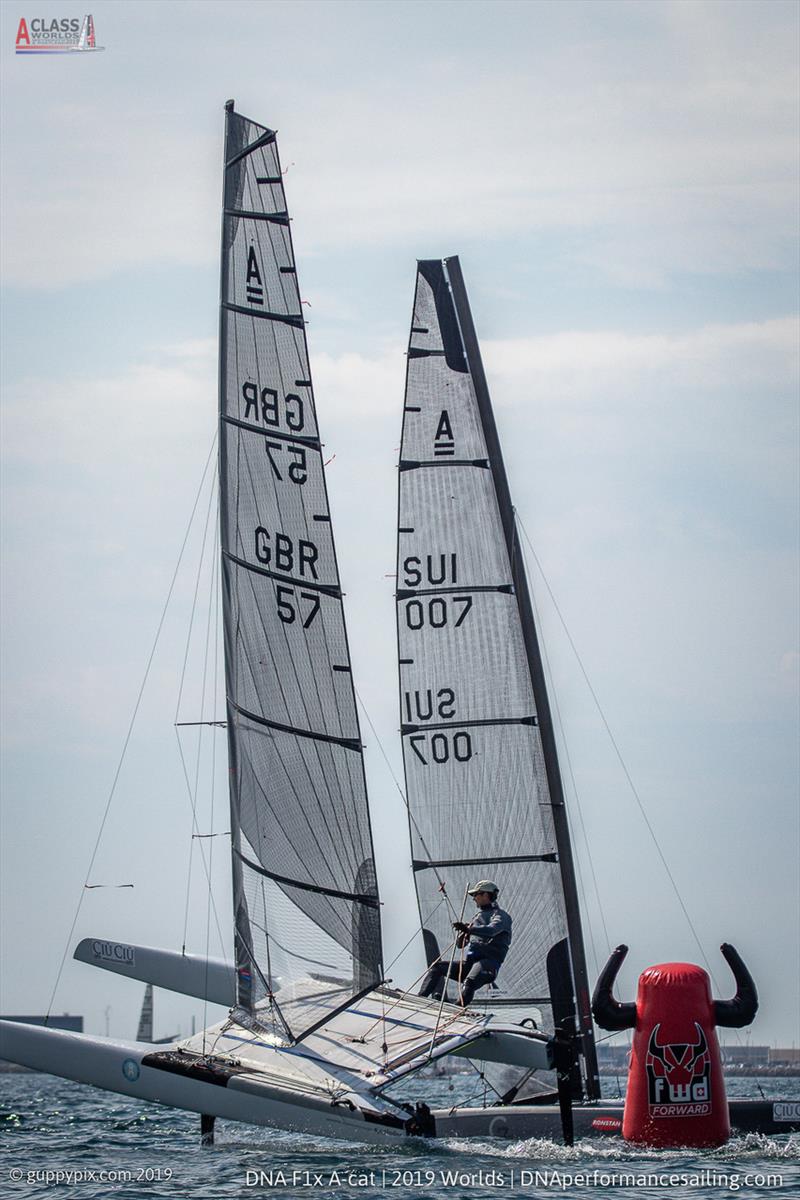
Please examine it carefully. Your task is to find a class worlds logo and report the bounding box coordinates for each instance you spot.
[15,14,104,53]
[121,1059,140,1082]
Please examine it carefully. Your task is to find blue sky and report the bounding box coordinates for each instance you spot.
[1,0,798,1049]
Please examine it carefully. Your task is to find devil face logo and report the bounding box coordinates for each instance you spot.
[645,1022,712,1117]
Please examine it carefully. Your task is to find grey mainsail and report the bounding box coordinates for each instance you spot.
[396,257,599,1098]
[219,105,382,1041]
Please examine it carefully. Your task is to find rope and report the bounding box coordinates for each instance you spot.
[520,529,612,969]
[516,515,720,990]
[44,438,218,1025]
[427,886,469,1059]
[178,462,219,955]
[202,514,221,1054]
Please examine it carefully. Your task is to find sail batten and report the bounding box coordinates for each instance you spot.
[396,257,599,1099]
[219,105,383,1039]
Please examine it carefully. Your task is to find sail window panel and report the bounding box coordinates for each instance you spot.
[399,466,510,589]
[241,860,355,984]
[237,854,364,1038]
[220,423,337,587]
[236,716,374,901]
[224,217,299,317]
[223,558,358,740]
[398,590,535,724]
[235,720,381,1012]
[223,312,318,440]
[404,724,556,861]
[403,360,488,462]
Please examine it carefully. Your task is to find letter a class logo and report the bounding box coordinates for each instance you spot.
[15,18,30,48]
[433,409,455,457]
[246,247,264,306]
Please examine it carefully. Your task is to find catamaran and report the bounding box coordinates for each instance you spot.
[0,103,795,1145]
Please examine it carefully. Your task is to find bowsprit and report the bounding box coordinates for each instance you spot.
[592,943,758,1147]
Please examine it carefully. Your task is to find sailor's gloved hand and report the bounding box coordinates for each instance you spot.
[452,921,468,934]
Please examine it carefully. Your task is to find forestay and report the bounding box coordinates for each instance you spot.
[395,258,599,1096]
[219,105,382,1041]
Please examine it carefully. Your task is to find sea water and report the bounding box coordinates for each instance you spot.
[1,1074,797,1199]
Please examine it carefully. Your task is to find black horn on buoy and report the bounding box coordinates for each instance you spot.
[592,944,636,1031]
[713,943,758,1028]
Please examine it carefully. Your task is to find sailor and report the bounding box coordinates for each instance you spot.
[417,881,512,1008]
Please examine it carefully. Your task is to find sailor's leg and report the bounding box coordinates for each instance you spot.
[459,962,497,1007]
[418,960,447,998]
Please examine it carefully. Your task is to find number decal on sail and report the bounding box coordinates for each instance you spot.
[409,731,472,765]
[276,585,321,628]
[404,595,472,630]
[242,383,305,432]
[265,441,308,485]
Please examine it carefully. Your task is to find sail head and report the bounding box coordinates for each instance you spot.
[219,107,382,1039]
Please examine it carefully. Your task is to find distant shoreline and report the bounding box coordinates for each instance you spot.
[598,1066,800,1078]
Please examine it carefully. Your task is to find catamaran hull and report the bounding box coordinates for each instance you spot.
[435,1098,800,1139]
[0,1021,406,1143]
[4,1021,795,1145]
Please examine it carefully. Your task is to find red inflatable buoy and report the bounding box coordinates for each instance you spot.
[592,944,757,1148]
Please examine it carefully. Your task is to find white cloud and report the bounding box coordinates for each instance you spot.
[1,2,796,288]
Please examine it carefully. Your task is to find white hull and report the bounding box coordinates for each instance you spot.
[73,937,236,1006]
[0,1021,407,1142]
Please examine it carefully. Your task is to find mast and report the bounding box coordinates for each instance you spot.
[444,256,599,1098]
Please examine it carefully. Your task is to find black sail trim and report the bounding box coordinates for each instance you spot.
[235,850,379,906]
[226,129,276,167]
[396,584,513,599]
[256,175,284,184]
[230,701,361,751]
[403,716,537,735]
[223,301,304,328]
[224,208,290,224]
[222,550,340,597]
[221,415,320,448]
[417,259,468,372]
[399,459,489,472]
[413,853,558,869]
[408,348,446,358]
